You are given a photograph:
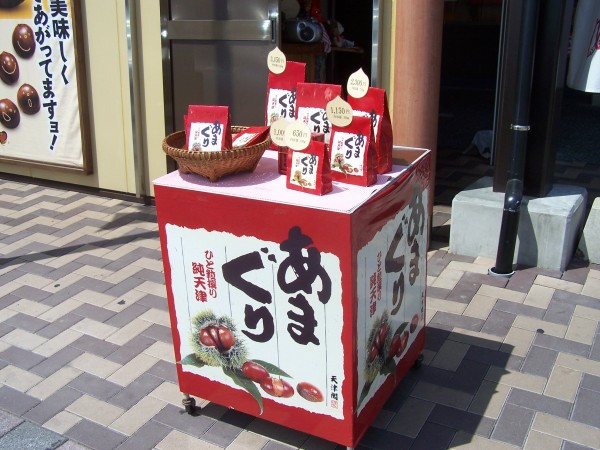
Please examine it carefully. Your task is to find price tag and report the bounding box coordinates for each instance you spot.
[270,118,288,147]
[267,47,286,74]
[284,120,311,151]
[326,96,353,127]
[347,68,370,98]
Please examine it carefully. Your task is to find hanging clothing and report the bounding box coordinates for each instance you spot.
[567,0,600,93]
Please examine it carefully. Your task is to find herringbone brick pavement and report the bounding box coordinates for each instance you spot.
[1,173,599,450]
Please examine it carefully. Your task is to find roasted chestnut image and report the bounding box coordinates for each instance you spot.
[0,98,20,129]
[12,24,36,59]
[17,84,40,115]
[260,377,294,398]
[0,51,19,85]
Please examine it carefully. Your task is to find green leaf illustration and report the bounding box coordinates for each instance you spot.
[380,357,397,384]
[251,359,291,378]
[223,367,264,414]
[178,354,206,368]
[357,381,372,410]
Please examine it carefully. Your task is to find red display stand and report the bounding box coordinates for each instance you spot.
[154,148,430,448]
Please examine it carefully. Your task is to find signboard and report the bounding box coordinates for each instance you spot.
[164,224,345,419]
[0,0,91,173]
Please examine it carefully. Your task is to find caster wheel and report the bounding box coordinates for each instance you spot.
[413,354,424,369]
[182,394,200,416]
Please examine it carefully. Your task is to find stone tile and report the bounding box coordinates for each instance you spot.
[561,441,595,450]
[521,345,558,378]
[571,387,600,428]
[531,412,600,449]
[464,345,514,369]
[141,324,173,344]
[37,313,84,339]
[0,420,67,450]
[27,366,82,401]
[429,311,485,332]
[154,430,222,450]
[69,353,121,379]
[544,365,581,402]
[448,358,489,394]
[463,294,497,320]
[70,334,120,358]
[113,420,171,450]
[105,319,152,346]
[507,388,572,419]
[202,417,250,448]
[1,328,47,350]
[43,410,82,435]
[23,386,82,425]
[448,328,503,350]
[565,315,597,345]
[505,270,538,294]
[480,309,516,337]
[534,275,583,294]
[467,380,510,420]
[450,431,517,449]
[410,421,455,450]
[532,333,590,358]
[386,396,435,438]
[581,373,600,392]
[65,419,127,450]
[411,381,473,411]
[108,373,165,410]
[512,316,567,338]
[30,346,83,378]
[429,404,495,438]
[430,340,470,372]
[227,429,270,450]
[107,353,158,387]
[152,403,215,437]
[523,284,555,309]
[493,299,546,320]
[103,303,149,328]
[0,365,43,392]
[555,352,600,377]
[581,276,600,299]
[68,373,123,401]
[136,293,169,311]
[490,403,534,447]
[523,430,562,450]
[71,302,116,323]
[485,366,546,393]
[107,335,156,366]
[500,326,535,358]
[0,386,40,415]
[67,394,126,427]
[3,312,50,333]
[355,427,413,450]
[478,284,526,303]
[33,329,83,358]
[426,297,467,315]
[109,395,166,436]
[0,346,46,370]
[0,409,22,434]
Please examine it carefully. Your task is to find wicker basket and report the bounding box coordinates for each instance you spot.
[162,126,271,182]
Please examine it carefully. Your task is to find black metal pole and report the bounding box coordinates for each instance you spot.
[490,0,539,277]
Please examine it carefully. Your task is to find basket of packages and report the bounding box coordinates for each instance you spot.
[162,126,271,182]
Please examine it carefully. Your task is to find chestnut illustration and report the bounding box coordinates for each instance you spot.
[12,24,36,59]
[296,382,323,402]
[241,361,270,383]
[260,377,294,398]
[410,314,419,333]
[0,51,19,85]
[0,98,20,129]
[17,84,40,115]
[198,324,235,353]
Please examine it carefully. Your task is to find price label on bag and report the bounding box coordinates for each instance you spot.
[270,118,289,147]
[347,68,370,98]
[267,47,286,74]
[326,96,353,127]
[284,120,311,150]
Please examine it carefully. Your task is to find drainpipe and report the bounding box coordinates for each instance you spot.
[489,0,539,277]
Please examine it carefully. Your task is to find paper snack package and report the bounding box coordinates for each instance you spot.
[295,82,343,145]
[232,126,270,148]
[265,61,306,125]
[286,140,332,196]
[347,87,393,174]
[185,105,232,151]
[329,115,378,187]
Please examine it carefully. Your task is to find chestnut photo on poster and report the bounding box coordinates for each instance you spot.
[0,0,92,173]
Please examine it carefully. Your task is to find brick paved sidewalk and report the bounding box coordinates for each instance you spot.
[0,177,599,450]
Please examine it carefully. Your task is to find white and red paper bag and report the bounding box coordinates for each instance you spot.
[286,140,332,196]
[347,87,393,174]
[185,105,232,151]
[295,82,343,145]
[232,126,270,148]
[329,115,378,187]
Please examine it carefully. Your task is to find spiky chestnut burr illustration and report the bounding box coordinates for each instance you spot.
[364,311,391,384]
[190,310,247,369]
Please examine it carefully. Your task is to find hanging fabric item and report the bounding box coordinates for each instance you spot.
[567,0,600,93]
